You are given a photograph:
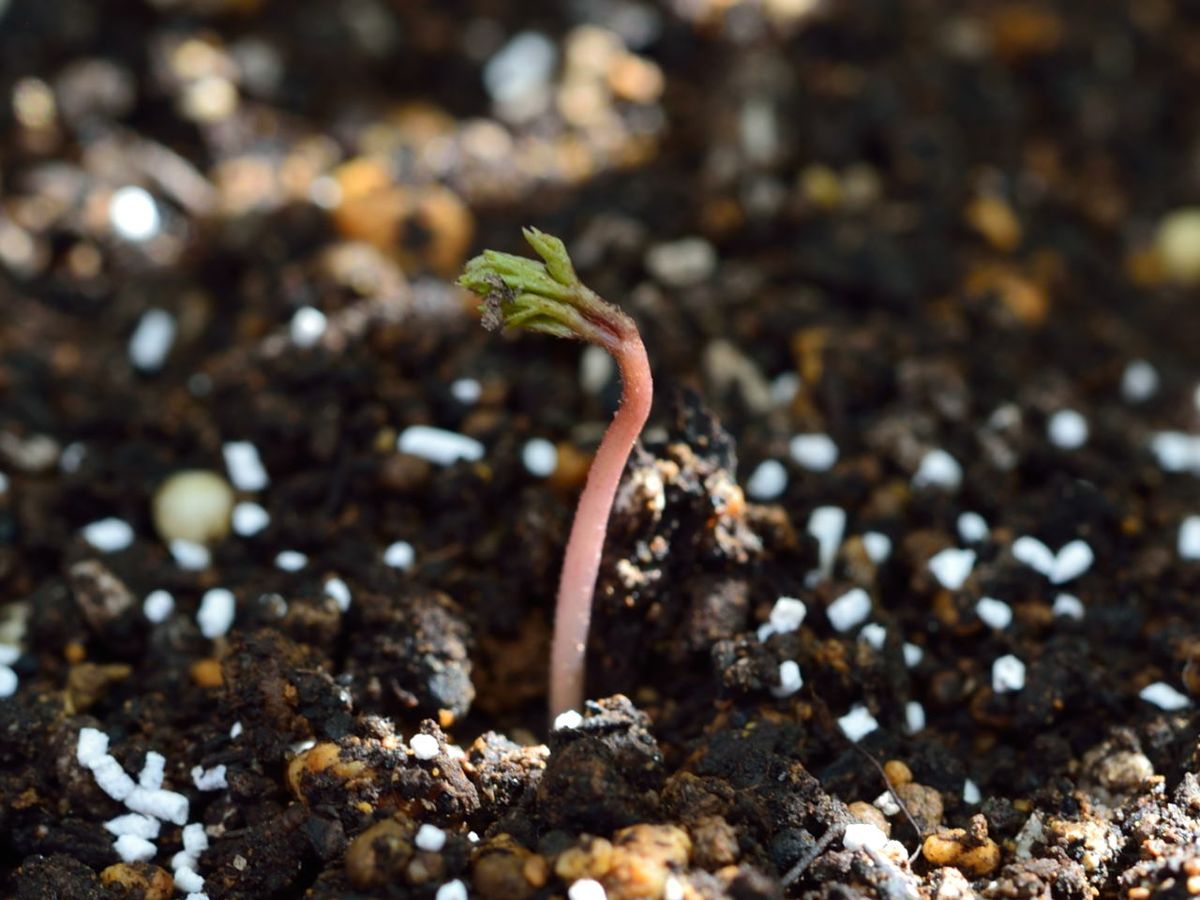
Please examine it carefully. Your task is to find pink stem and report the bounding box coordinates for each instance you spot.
[549,331,653,719]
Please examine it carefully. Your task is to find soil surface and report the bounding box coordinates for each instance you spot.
[3,1,1200,898]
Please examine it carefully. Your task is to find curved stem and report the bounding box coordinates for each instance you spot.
[457,229,654,725]
[549,332,652,719]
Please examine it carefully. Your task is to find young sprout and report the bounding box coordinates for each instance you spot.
[459,228,653,720]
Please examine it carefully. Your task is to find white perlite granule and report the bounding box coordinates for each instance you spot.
[196,588,236,639]
[838,705,879,742]
[928,547,975,590]
[396,426,484,466]
[324,577,352,612]
[912,448,962,491]
[191,764,228,791]
[223,441,269,491]
[826,588,872,632]
[992,654,1026,693]
[553,710,584,730]
[415,824,447,852]
[410,734,439,760]
[113,834,157,863]
[104,814,161,840]
[1139,681,1190,710]
[770,661,803,698]
[843,823,889,852]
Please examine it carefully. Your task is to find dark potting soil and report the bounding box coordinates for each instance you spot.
[2,1,1200,898]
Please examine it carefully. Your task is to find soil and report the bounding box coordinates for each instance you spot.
[2,1,1200,898]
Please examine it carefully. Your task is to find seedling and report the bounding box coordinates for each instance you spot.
[458,228,653,719]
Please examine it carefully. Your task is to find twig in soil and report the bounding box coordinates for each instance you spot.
[458,228,653,722]
[848,741,925,861]
[781,810,849,886]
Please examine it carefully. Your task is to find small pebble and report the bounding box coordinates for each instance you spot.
[396,426,484,466]
[450,378,482,404]
[223,441,269,492]
[415,824,447,852]
[170,539,211,571]
[1179,516,1200,560]
[143,590,175,623]
[928,547,976,590]
[1052,593,1085,620]
[1155,207,1200,285]
[963,779,982,804]
[436,881,469,900]
[231,501,270,537]
[383,540,415,570]
[113,834,157,863]
[770,660,803,698]
[975,597,1013,630]
[912,449,962,491]
[808,506,845,577]
[274,550,307,572]
[827,588,872,632]
[567,879,608,900]
[0,644,17,666]
[862,531,892,564]
[992,654,1026,693]
[289,306,327,348]
[1121,360,1159,403]
[128,308,176,372]
[522,438,558,477]
[1050,539,1093,584]
[152,470,234,544]
[1047,409,1088,450]
[1139,681,1190,710]
[843,823,889,852]
[838,705,879,742]
[644,236,717,287]
[109,186,160,242]
[324,577,351,612]
[196,588,236,639]
[788,433,838,472]
[230,722,243,739]
[82,518,135,553]
[905,701,926,734]
[410,733,439,760]
[957,511,989,544]
[745,459,787,500]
